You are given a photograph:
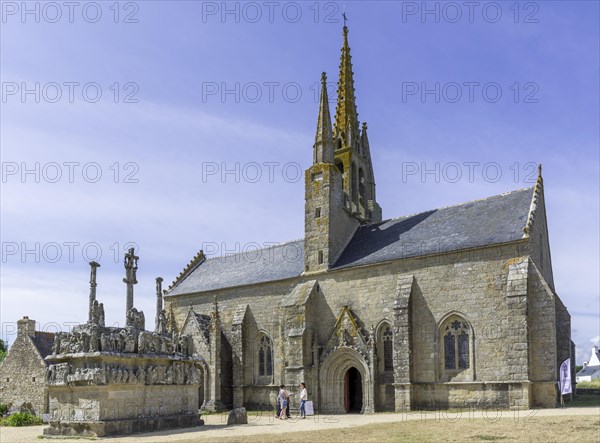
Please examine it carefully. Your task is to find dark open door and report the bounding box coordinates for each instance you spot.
[344,369,350,413]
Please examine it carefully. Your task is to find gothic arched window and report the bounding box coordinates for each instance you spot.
[377,322,394,376]
[258,335,273,377]
[443,320,469,369]
[439,316,472,380]
[383,325,394,372]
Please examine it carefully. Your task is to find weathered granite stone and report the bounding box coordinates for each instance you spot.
[0,317,54,416]
[227,407,248,425]
[41,250,204,437]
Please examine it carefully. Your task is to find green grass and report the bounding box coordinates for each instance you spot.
[568,393,600,407]
[576,379,600,389]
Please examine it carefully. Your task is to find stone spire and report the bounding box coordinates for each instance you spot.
[155,277,164,332]
[314,72,334,164]
[361,122,377,202]
[334,24,359,147]
[123,247,139,319]
[88,261,100,323]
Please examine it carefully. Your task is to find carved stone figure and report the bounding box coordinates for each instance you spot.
[138,331,163,354]
[70,332,83,353]
[165,366,173,384]
[88,326,99,352]
[100,333,111,352]
[120,329,136,353]
[81,332,90,353]
[157,309,167,334]
[53,333,64,355]
[91,300,105,327]
[145,366,155,384]
[48,363,71,386]
[97,303,105,327]
[178,335,189,356]
[127,307,145,331]
[161,336,174,355]
[173,364,183,385]
[136,367,145,384]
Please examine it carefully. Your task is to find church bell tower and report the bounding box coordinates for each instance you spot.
[304,24,382,274]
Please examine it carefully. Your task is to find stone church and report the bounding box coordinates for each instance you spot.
[164,25,572,413]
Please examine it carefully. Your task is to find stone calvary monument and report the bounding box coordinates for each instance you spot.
[43,249,202,437]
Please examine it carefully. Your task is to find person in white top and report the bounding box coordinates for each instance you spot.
[299,382,307,419]
[278,385,288,420]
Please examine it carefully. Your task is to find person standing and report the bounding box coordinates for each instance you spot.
[299,382,307,419]
[275,385,283,419]
[278,385,288,420]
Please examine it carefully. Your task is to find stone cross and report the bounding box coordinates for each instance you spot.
[88,261,100,323]
[123,248,139,320]
[155,277,163,332]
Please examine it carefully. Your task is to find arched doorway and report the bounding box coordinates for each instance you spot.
[319,347,373,414]
[344,367,363,413]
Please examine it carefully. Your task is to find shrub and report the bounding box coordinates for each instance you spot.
[1,412,43,426]
[0,404,8,416]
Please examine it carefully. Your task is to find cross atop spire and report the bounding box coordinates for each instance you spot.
[334,23,359,147]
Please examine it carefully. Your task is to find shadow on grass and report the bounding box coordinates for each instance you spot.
[567,393,600,408]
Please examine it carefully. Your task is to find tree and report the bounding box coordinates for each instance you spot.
[0,339,6,363]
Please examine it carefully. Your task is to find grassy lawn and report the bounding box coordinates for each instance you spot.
[569,392,600,407]
[205,414,600,443]
[577,379,600,389]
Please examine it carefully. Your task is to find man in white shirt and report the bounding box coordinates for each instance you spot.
[299,382,307,419]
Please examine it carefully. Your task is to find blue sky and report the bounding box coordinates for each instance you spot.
[1,1,598,364]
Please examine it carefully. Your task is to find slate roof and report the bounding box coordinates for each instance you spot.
[335,187,534,268]
[576,365,600,377]
[167,187,534,296]
[168,240,305,295]
[31,332,55,362]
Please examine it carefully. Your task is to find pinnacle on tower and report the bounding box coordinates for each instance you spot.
[314,72,334,164]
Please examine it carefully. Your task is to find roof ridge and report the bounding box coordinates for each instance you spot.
[364,186,535,228]
[201,238,304,262]
[168,249,206,291]
[523,165,543,238]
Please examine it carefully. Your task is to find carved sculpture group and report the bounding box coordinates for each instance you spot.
[47,250,199,390]
[47,361,201,387]
[52,326,191,357]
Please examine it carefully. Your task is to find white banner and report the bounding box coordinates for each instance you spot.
[305,400,314,416]
[559,358,572,395]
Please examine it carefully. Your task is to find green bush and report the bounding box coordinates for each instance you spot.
[0,404,8,416]
[1,412,43,426]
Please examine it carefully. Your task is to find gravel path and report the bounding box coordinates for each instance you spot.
[1,406,598,443]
